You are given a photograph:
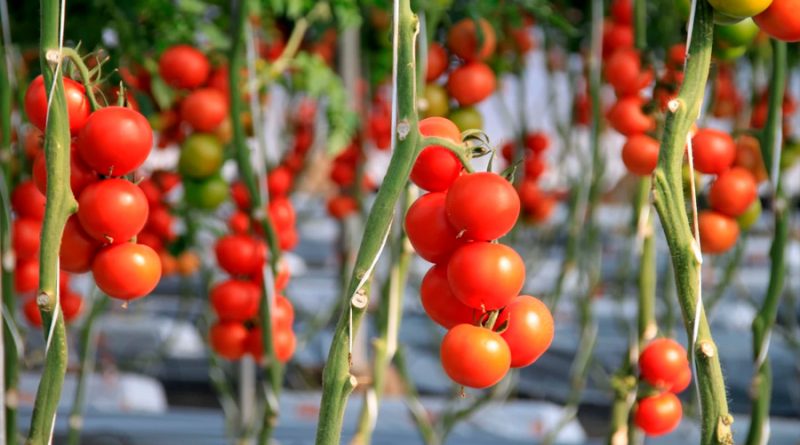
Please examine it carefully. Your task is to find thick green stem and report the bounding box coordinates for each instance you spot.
[314,1,419,442]
[650,2,732,444]
[745,39,787,445]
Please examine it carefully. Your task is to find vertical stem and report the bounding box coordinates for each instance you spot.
[393,347,439,445]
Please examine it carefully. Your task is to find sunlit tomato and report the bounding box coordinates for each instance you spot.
[228,211,251,234]
[611,0,633,24]
[159,45,211,89]
[698,210,739,254]
[210,320,248,360]
[448,106,483,132]
[691,128,736,175]
[268,198,296,232]
[733,135,768,183]
[622,134,660,176]
[184,175,228,210]
[708,167,758,217]
[12,218,41,260]
[441,324,510,388]
[446,18,497,61]
[426,43,449,82]
[24,75,90,134]
[180,88,229,132]
[411,117,463,192]
[447,62,496,106]
[61,290,84,323]
[496,295,554,367]
[215,235,265,276]
[445,172,520,241]
[710,0,772,20]
[60,215,100,273]
[405,192,463,264]
[639,338,690,391]
[447,242,525,310]
[607,97,655,136]
[602,21,634,58]
[11,180,46,220]
[422,84,450,118]
[77,106,153,176]
[33,145,98,197]
[210,279,260,322]
[179,133,224,179]
[23,296,42,327]
[604,49,653,97]
[327,195,359,219]
[419,264,475,328]
[634,393,683,436]
[672,366,693,393]
[525,132,550,154]
[92,243,161,300]
[268,166,293,197]
[77,179,149,244]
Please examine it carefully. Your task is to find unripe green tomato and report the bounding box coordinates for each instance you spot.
[184,174,228,210]
[713,44,749,61]
[715,18,760,47]
[179,133,224,179]
[781,141,800,169]
[737,199,761,230]
[448,106,483,132]
[422,84,450,118]
[709,0,773,20]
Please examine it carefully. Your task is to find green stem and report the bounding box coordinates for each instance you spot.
[60,48,100,112]
[706,239,744,313]
[394,347,439,445]
[650,2,733,444]
[419,136,474,173]
[314,1,420,442]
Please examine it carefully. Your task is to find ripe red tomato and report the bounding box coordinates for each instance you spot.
[447,242,525,310]
[158,45,211,89]
[404,192,464,264]
[215,235,266,276]
[445,172,520,241]
[691,128,736,175]
[447,62,496,106]
[440,324,510,388]
[411,117,463,192]
[419,264,475,328]
[278,226,299,251]
[733,135,768,183]
[426,43,449,81]
[180,88,229,132]
[602,21,634,58]
[639,338,690,391]
[92,243,162,300]
[698,210,740,254]
[145,205,175,241]
[446,18,497,61]
[24,75,90,134]
[268,198,296,232]
[622,134,660,176]
[497,295,554,368]
[210,279,260,322]
[611,0,633,24]
[23,296,42,327]
[634,392,683,436]
[755,0,800,41]
[525,132,550,154]
[231,181,251,210]
[15,257,39,293]
[77,106,153,176]
[327,195,359,219]
[77,179,149,244]
[228,211,252,234]
[604,49,652,97]
[271,295,295,329]
[275,260,291,292]
[12,218,41,260]
[607,97,655,136]
[210,320,248,360]
[33,145,98,197]
[60,215,101,273]
[136,231,164,253]
[330,160,356,187]
[247,325,296,362]
[268,166,293,198]
[61,290,84,323]
[708,167,758,217]
[672,366,692,393]
[11,180,46,220]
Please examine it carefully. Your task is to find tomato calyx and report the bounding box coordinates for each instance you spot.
[479,309,508,333]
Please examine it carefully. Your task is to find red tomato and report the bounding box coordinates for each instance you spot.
[420,264,475,328]
[525,132,550,154]
[77,179,149,244]
[607,97,655,136]
[215,235,266,276]
[497,295,554,368]
[33,145,98,197]
[404,192,464,264]
[210,320,248,360]
[228,211,252,234]
[145,205,175,241]
[691,128,736,175]
[272,295,295,329]
[754,0,800,42]
[23,128,43,159]
[24,75,90,134]
[15,257,39,293]
[330,160,356,187]
[11,180,46,220]
[92,243,162,300]
[268,198,296,232]
[698,210,739,254]
[708,167,758,217]
[524,155,547,180]
[60,215,101,273]
[639,338,690,392]
[517,180,544,211]
[180,88,229,132]
[278,227,299,251]
[231,181,251,210]
[634,393,682,436]
[672,366,692,393]
[77,106,153,176]
[733,135,768,183]
[12,218,41,260]
[411,117,463,192]
[426,43,449,81]
[447,62,496,106]
[275,260,291,292]
[210,279,260,322]
[268,166,293,197]
[136,231,164,253]
[445,172,520,241]
[602,21,634,57]
[61,290,84,323]
[604,49,652,97]
[447,242,525,310]
[622,134,660,176]
[327,195,359,219]
[23,296,42,327]
[247,326,296,362]
[440,324,510,388]
[158,45,211,89]
[667,44,687,71]
[611,0,633,24]
[447,18,496,61]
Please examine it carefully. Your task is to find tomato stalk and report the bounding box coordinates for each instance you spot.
[59,48,100,112]
[650,1,733,443]
[745,38,787,445]
[419,135,474,173]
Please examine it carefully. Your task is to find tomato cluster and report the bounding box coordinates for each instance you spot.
[634,339,692,436]
[502,132,557,223]
[326,140,373,220]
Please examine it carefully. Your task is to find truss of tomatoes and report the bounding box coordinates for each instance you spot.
[404,117,554,389]
[634,338,693,436]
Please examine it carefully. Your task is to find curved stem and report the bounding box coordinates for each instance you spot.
[419,136,473,172]
[60,47,100,111]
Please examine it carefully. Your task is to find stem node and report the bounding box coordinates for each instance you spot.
[698,340,716,358]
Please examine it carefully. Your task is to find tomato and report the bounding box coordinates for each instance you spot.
[210,279,260,322]
[672,366,693,393]
[737,199,762,230]
[145,205,175,241]
[524,155,547,180]
[229,211,252,234]
[215,235,265,276]
[426,43,449,81]
[639,338,690,391]
[497,295,554,368]
[272,295,295,329]
[445,172,520,241]
[419,264,475,328]
[692,128,736,175]
[24,75,90,134]
[210,320,248,360]
[136,231,164,253]
[755,0,800,41]
[604,49,652,97]
[447,242,525,310]
[602,21,634,58]
[634,393,683,436]
[11,180,46,220]
[184,175,228,210]
[231,181,251,210]
[447,62,496,106]
[448,106,483,132]
[158,45,211,89]
[327,195,358,219]
[715,17,760,47]
[268,198,296,232]
[278,226,299,251]
[622,134,660,176]
[708,167,758,217]
[440,324,510,388]
[92,243,162,300]
[611,0,633,24]
[422,83,450,118]
[607,97,655,136]
[525,132,550,154]
[698,210,740,253]
[153,171,181,193]
[14,257,39,293]
[179,133,224,179]
[24,127,43,159]
[176,251,201,276]
[160,252,178,277]
[446,18,497,61]
[247,325,296,362]
[137,179,162,208]
[275,261,291,292]
[61,290,84,323]
[733,135,768,182]
[404,192,464,264]
[77,179,149,244]
[33,145,98,197]
[77,106,153,176]
[180,88,229,132]
[710,0,772,20]
[60,215,101,273]
[667,44,687,70]
[411,117,463,192]
[23,296,42,327]
[12,218,41,260]
[268,166,293,197]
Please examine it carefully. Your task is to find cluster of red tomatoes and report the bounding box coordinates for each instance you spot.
[503,132,557,223]
[22,75,161,303]
[405,117,554,389]
[326,140,374,220]
[634,338,692,436]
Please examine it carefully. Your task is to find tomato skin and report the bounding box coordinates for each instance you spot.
[447,242,525,310]
[14,257,39,293]
[92,243,162,300]
[672,366,693,393]
[607,97,655,136]
[12,218,41,260]
[639,338,690,392]
[247,326,296,362]
[77,106,153,176]
[699,210,740,254]
[61,290,84,323]
[733,135,768,182]
[24,75,90,134]
[692,128,736,175]
[447,62,496,106]
[422,83,450,118]
[622,134,660,176]
[159,45,211,89]
[426,43,449,81]
[327,195,358,219]
[604,49,651,97]
[268,198,296,233]
[497,295,554,368]
[411,117,463,192]
[33,145,98,197]
[440,324,510,388]
[180,88,229,132]
[60,215,101,273]
[229,211,252,234]
[611,0,633,24]
[405,192,464,264]
[185,175,229,210]
[446,18,497,61]
[215,235,265,276]
[23,296,43,327]
[708,167,758,217]
[268,166,293,198]
[11,180,46,220]
[525,132,550,154]
[634,392,683,436]
[179,133,224,179]
[755,0,800,41]
[709,0,772,20]
[210,321,248,360]
[210,279,260,322]
[420,264,475,328]
[445,172,520,241]
[77,179,149,244]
